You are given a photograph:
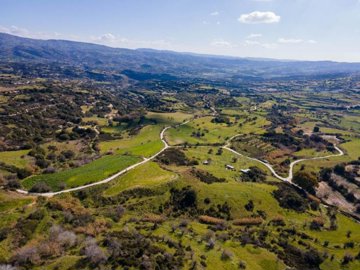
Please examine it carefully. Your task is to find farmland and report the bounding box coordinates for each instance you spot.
[0,37,360,269]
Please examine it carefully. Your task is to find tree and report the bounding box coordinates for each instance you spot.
[244,200,254,212]
[170,186,197,210]
[293,172,318,194]
[84,238,107,265]
[313,126,320,133]
[12,246,40,266]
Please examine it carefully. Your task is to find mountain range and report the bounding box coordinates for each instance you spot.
[1,32,360,80]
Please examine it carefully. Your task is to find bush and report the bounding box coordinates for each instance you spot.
[169,186,197,210]
[244,200,254,212]
[273,184,308,212]
[221,249,233,260]
[11,246,40,266]
[29,182,51,193]
[156,148,195,166]
[191,169,225,184]
[199,215,225,225]
[233,217,263,226]
[293,172,318,194]
[342,254,354,265]
[6,179,21,190]
[241,166,266,182]
[310,218,325,231]
[84,238,107,265]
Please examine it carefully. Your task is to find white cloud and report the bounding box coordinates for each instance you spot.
[99,33,116,42]
[91,33,171,49]
[91,33,129,44]
[244,39,277,49]
[307,39,317,44]
[278,38,303,44]
[0,25,31,37]
[0,25,70,40]
[247,33,263,39]
[210,11,219,16]
[211,39,233,48]
[238,11,280,24]
[278,38,317,44]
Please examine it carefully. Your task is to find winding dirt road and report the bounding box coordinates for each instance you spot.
[16,126,171,197]
[15,119,344,197]
[223,134,344,182]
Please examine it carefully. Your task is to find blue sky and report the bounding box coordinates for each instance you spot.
[1,0,360,61]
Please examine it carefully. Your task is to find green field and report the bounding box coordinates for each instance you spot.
[22,154,140,191]
[0,149,33,168]
[166,114,270,146]
[183,146,278,182]
[99,124,165,158]
[103,161,177,197]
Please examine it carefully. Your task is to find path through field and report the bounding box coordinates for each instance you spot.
[15,118,344,197]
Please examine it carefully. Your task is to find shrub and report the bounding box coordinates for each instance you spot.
[29,182,51,193]
[169,186,197,210]
[221,249,233,260]
[310,218,325,231]
[233,217,263,226]
[11,246,40,266]
[241,166,266,182]
[238,260,247,269]
[293,172,318,194]
[342,254,354,265]
[6,179,21,190]
[84,238,107,265]
[141,214,165,224]
[191,169,225,184]
[199,215,225,225]
[270,216,286,226]
[244,200,254,212]
[273,184,308,212]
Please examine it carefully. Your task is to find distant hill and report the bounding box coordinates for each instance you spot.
[1,32,360,80]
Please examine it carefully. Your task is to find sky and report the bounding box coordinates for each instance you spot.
[0,0,360,62]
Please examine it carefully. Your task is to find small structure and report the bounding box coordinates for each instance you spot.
[203,160,210,165]
[240,169,250,173]
[225,164,235,171]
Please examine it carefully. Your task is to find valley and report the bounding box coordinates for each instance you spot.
[0,34,359,270]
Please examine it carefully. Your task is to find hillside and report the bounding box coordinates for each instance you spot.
[0,33,360,270]
[1,33,360,81]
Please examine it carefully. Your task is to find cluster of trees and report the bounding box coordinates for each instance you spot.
[211,115,231,125]
[273,183,309,212]
[292,171,318,195]
[241,166,266,182]
[320,163,360,206]
[157,148,198,166]
[191,169,225,184]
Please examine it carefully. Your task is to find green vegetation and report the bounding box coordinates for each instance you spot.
[0,58,360,269]
[22,154,140,191]
[103,162,177,196]
[0,149,32,168]
[99,124,164,157]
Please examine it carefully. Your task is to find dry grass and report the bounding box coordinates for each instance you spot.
[141,214,166,224]
[233,217,263,226]
[199,215,225,225]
